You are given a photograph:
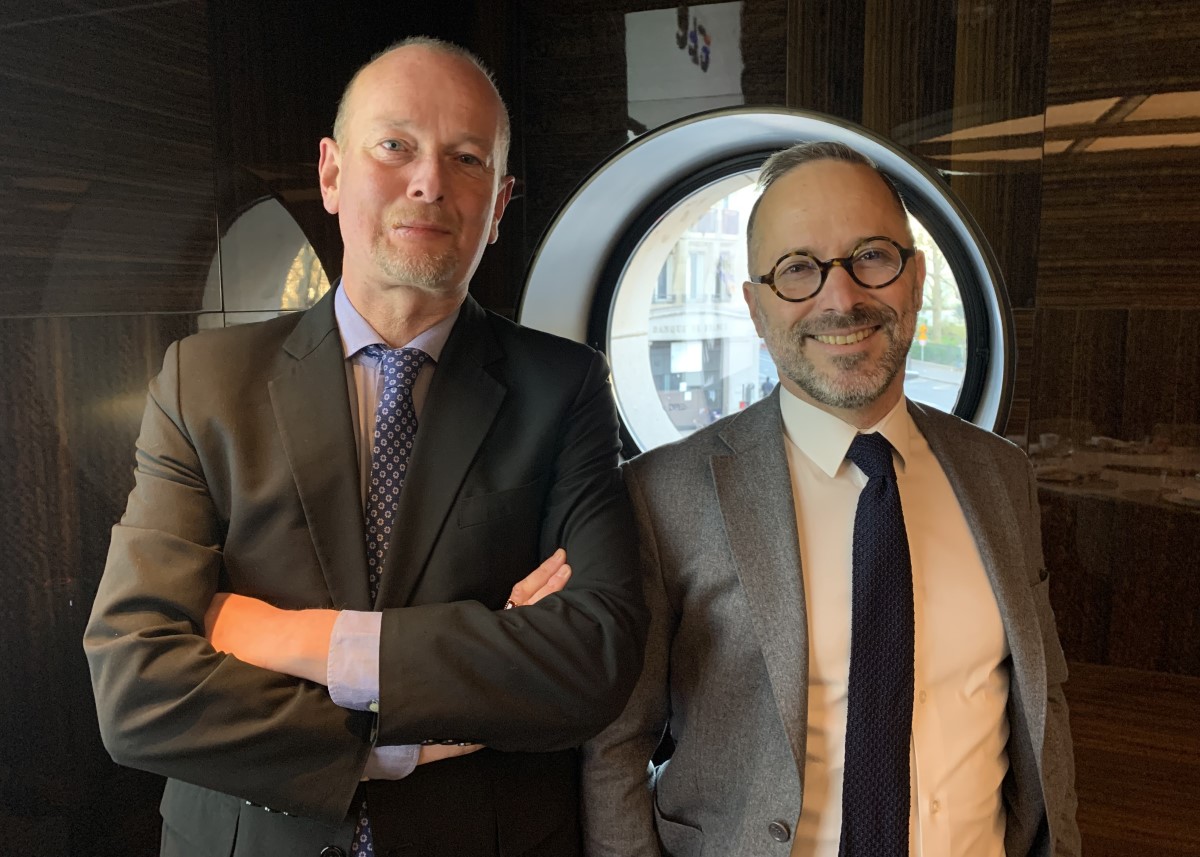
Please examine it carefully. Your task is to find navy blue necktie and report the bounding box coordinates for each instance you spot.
[839,432,914,857]
[352,344,428,857]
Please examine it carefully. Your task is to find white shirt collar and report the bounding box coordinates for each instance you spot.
[778,385,912,478]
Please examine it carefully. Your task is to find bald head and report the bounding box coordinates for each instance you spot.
[333,36,511,177]
[746,141,910,265]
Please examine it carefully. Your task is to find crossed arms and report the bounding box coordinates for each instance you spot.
[84,334,646,823]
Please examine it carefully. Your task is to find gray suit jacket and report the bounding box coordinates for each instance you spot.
[581,391,1080,857]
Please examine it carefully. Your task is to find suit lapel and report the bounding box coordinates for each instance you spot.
[710,392,810,776]
[269,291,371,611]
[909,402,1046,761]
[376,296,506,608]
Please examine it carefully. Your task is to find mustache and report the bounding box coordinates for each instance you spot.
[795,305,896,337]
[386,205,457,230]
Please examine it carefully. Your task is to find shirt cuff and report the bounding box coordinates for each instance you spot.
[363,743,421,780]
[327,609,381,712]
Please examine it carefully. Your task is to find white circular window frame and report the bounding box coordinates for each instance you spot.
[520,106,1014,434]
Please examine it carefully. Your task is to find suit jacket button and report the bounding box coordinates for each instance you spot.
[319,847,346,857]
[768,820,791,842]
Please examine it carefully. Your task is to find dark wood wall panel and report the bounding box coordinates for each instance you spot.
[1037,148,1200,309]
[0,313,198,855]
[0,0,217,316]
[1122,309,1200,443]
[1067,663,1200,857]
[1038,0,1200,309]
[1046,0,1200,104]
[1044,490,1200,675]
[786,0,866,119]
[859,0,957,140]
[1032,0,1200,677]
[741,0,788,106]
[519,4,630,281]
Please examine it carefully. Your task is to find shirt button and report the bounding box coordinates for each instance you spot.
[918,690,928,704]
[931,799,941,814]
[368,700,380,713]
[767,820,791,842]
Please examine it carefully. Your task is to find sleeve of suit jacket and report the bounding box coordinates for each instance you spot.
[1022,457,1082,856]
[84,339,373,823]
[372,345,649,750]
[579,461,671,856]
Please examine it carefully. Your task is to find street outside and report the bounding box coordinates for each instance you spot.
[904,358,963,413]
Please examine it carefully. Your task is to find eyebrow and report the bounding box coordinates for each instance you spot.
[369,120,494,153]
[779,235,898,257]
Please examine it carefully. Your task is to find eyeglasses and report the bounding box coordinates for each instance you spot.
[748,236,916,302]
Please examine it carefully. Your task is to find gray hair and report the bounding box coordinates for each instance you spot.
[746,141,910,262]
[332,36,511,177]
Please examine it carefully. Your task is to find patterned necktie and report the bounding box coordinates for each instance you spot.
[352,344,428,857]
[362,344,428,604]
[839,432,914,857]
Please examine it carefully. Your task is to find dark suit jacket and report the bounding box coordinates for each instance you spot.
[84,290,647,857]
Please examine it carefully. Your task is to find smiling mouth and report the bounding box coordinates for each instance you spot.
[810,326,879,346]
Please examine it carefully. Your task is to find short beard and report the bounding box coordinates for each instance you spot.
[371,238,460,294]
[371,204,461,293]
[756,285,918,411]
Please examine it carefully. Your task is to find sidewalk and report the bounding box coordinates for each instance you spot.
[907,358,964,385]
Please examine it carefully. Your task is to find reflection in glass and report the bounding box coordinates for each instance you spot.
[608,173,967,452]
[206,197,331,313]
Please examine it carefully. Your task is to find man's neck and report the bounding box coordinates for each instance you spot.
[780,377,905,431]
[341,277,465,348]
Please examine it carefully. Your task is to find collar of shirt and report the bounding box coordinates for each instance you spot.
[777,384,912,478]
[333,281,459,362]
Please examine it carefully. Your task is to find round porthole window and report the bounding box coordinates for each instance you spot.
[520,108,1012,455]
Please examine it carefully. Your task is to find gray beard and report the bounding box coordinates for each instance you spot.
[759,291,917,411]
[371,236,460,294]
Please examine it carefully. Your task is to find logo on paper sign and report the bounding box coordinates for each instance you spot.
[675,5,713,72]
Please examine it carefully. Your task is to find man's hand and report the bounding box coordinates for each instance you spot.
[416,743,485,764]
[505,547,572,609]
[204,594,336,685]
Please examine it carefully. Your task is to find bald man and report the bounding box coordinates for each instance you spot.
[85,37,645,857]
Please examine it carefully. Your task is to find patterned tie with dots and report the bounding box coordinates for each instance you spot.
[351,343,429,857]
[839,432,914,857]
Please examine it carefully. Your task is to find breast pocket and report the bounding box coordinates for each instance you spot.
[457,476,548,529]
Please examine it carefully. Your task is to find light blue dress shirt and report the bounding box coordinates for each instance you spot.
[326,284,459,779]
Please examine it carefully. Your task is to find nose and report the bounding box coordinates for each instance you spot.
[406,153,445,202]
[816,262,863,313]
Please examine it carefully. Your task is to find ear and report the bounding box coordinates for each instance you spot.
[317,137,342,215]
[743,281,766,338]
[487,175,516,244]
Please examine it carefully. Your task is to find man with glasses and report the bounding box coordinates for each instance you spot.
[581,141,1079,857]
